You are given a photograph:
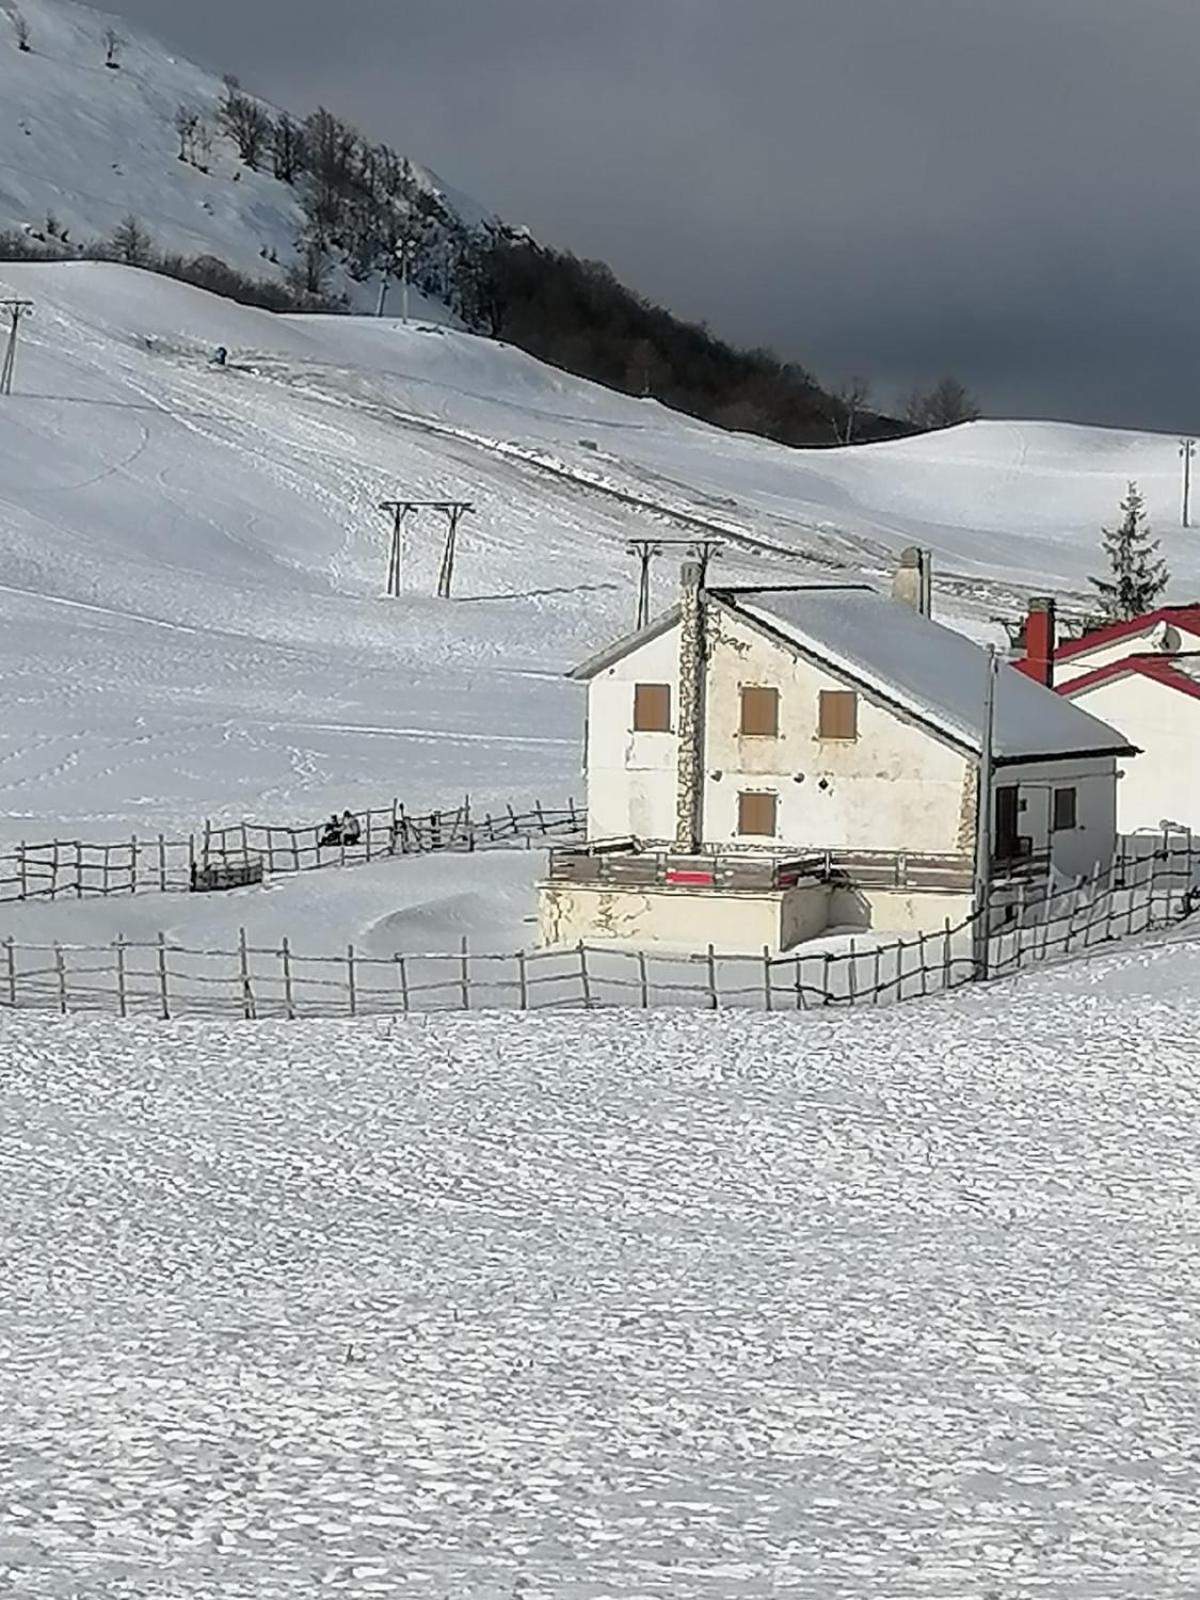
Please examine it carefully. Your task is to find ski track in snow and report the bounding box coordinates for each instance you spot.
[1,937,1200,1595]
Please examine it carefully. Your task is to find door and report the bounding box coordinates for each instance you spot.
[995,785,1020,861]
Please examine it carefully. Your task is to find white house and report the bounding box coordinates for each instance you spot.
[1020,604,1200,836]
[539,573,1136,951]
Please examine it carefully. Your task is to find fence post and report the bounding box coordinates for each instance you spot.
[823,952,834,1004]
[347,944,357,1016]
[872,945,883,1003]
[115,933,127,1018]
[536,799,546,835]
[391,797,399,856]
[579,942,592,1009]
[130,834,139,894]
[762,946,773,1013]
[281,936,294,1020]
[203,819,211,872]
[75,841,83,899]
[55,942,68,1014]
[638,948,649,1009]
[4,936,15,1008]
[706,944,719,1010]
[157,834,167,893]
[396,953,410,1013]
[157,932,170,1020]
[188,833,196,890]
[239,927,255,1020]
[847,939,858,1004]
[460,937,470,1010]
[518,948,529,1010]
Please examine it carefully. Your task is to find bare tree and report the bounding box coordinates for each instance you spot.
[174,105,199,163]
[103,26,124,68]
[830,375,871,445]
[218,86,271,169]
[271,113,306,184]
[109,214,154,267]
[286,235,332,297]
[11,9,31,50]
[904,376,981,431]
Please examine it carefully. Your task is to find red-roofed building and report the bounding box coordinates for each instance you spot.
[1014,601,1200,833]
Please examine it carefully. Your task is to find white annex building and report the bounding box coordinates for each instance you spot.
[539,571,1136,952]
[1044,606,1200,836]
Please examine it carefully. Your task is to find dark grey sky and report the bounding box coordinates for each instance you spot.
[98,0,1200,430]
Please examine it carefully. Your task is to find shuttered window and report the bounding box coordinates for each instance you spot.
[1052,787,1078,832]
[738,791,778,837]
[740,686,779,736]
[818,690,858,741]
[633,683,671,732]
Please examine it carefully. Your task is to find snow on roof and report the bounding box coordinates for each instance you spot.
[1056,606,1200,660]
[711,585,1135,761]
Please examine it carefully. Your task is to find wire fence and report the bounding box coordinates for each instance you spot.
[0,796,583,904]
[3,835,1196,1021]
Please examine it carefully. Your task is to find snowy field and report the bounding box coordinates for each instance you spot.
[3,932,1200,1596]
[1,259,1199,957]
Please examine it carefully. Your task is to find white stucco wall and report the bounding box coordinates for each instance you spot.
[1064,674,1200,834]
[584,627,680,841]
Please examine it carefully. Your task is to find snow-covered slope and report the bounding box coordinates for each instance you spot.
[0,0,481,309]
[4,928,1200,1595]
[0,259,1197,864]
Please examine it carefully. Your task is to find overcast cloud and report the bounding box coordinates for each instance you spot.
[98,0,1200,430]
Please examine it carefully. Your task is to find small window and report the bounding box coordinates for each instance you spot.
[818,690,858,741]
[1052,787,1078,832]
[738,791,778,837]
[633,683,671,732]
[740,685,780,737]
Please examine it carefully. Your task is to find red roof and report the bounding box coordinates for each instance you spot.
[1055,606,1200,660]
[1058,652,1200,704]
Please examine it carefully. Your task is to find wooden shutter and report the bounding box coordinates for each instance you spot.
[740,686,779,736]
[818,690,858,740]
[738,791,778,837]
[633,683,671,732]
[1052,787,1077,831]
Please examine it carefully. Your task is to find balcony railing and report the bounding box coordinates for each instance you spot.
[546,841,1051,895]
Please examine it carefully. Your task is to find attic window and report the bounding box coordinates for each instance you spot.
[1052,787,1078,832]
[633,683,672,732]
[738,791,778,837]
[818,690,858,741]
[740,686,779,737]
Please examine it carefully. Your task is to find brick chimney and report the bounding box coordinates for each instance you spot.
[1020,596,1057,686]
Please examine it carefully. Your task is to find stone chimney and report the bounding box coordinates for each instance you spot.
[1021,596,1057,687]
[893,546,932,617]
[674,562,706,852]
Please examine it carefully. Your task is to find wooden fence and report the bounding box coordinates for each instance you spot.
[0,796,583,905]
[2,835,1195,1021]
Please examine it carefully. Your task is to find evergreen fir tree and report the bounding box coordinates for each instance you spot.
[1089,481,1168,622]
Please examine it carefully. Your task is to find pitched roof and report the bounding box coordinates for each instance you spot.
[1055,605,1200,661]
[572,583,1135,761]
[1059,652,1200,705]
[713,586,1134,762]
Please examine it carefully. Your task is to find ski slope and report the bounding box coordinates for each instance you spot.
[0,259,1196,945]
[4,926,1200,1595]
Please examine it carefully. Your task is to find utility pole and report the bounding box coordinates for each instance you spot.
[0,299,34,396]
[971,645,999,982]
[625,536,724,630]
[1181,438,1196,528]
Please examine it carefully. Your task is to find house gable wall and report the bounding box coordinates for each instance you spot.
[1065,674,1200,834]
[701,606,970,854]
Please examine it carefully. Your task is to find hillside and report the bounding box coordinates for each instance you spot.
[0,261,1196,866]
[0,0,906,446]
